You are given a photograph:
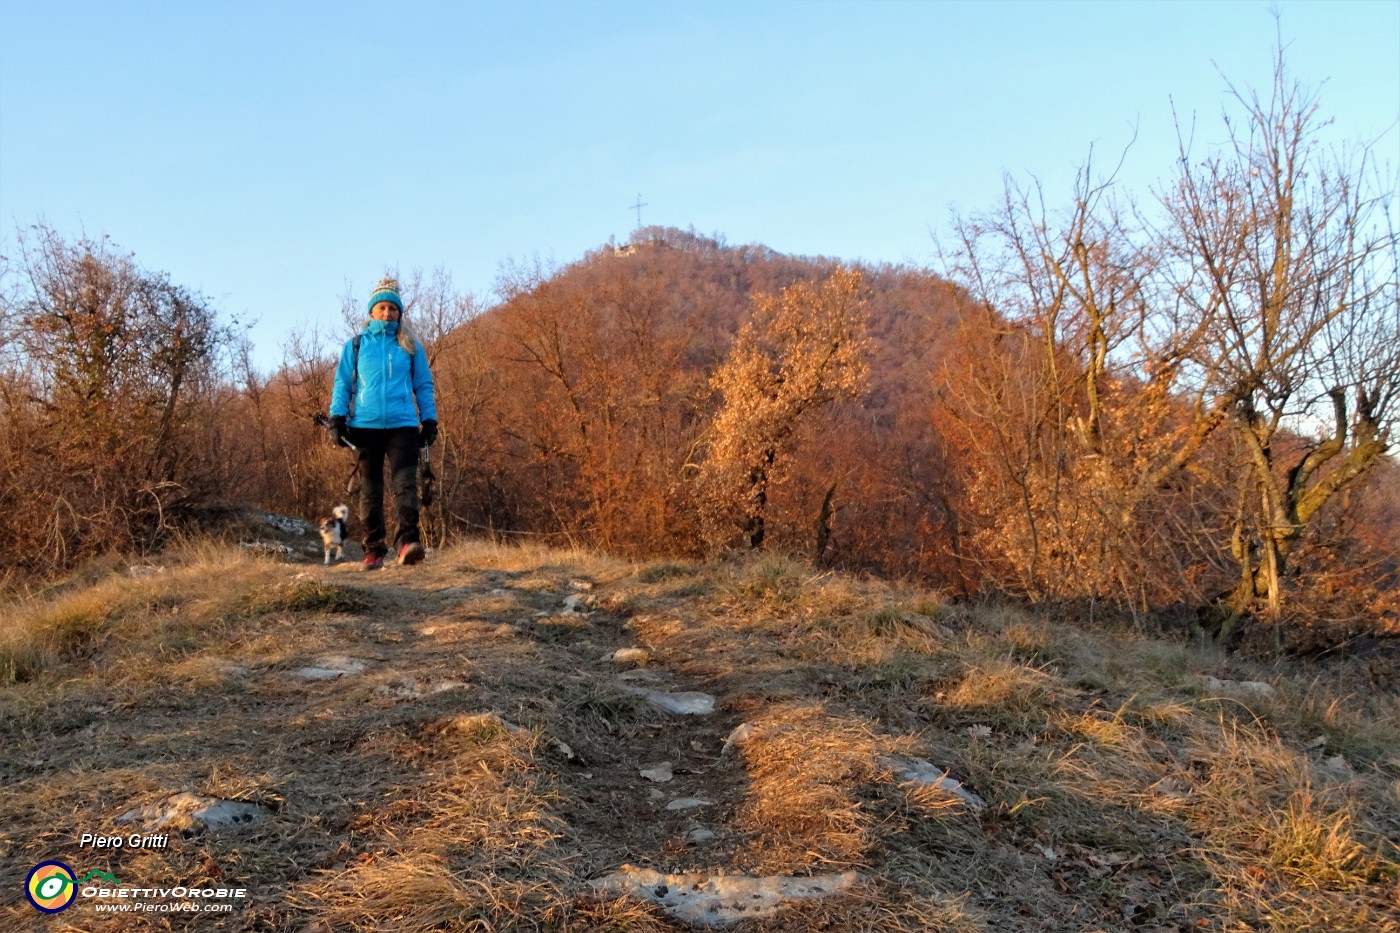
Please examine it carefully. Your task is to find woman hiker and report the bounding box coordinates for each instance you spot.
[327,276,439,569]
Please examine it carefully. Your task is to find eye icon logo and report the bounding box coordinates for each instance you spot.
[26,861,77,912]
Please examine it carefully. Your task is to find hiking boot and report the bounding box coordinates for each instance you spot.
[361,553,384,571]
[398,542,425,566]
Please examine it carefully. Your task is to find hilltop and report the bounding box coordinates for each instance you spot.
[436,226,971,578]
[2,534,1397,931]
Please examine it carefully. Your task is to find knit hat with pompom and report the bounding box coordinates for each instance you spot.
[367,276,403,313]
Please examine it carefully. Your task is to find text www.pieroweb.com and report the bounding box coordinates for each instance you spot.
[92,901,234,914]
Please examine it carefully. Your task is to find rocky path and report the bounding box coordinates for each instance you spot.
[0,541,1015,931]
[308,555,756,882]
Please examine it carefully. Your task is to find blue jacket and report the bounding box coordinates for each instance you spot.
[329,320,438,429]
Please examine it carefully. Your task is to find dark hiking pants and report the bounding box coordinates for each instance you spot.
[349,426,420,557]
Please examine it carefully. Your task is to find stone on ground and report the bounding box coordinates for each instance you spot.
[635,689,716,715]
[118,793,268,831]
[296,656,369,679]
[881,755,986,809]
[591,866,860,926]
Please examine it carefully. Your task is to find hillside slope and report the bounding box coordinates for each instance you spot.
[419,226,972,578]
[2,540,1397,931]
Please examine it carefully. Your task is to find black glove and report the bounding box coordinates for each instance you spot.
[328,415,349,448]
[419,419,438,448]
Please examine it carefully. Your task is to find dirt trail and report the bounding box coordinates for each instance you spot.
[2,544,786,930]
[316,553,754,875]
[11,540,1345,931]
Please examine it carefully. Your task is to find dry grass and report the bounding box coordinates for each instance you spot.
[0,544,301,685]
[2,536,1397,931]
[733,705,908,872]
[240,577,374,616]
[721,552,810,606]
[1182,722,1400,930]
[938,659,1068,741]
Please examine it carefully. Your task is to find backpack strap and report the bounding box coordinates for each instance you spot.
[348,335,361,418]
[348,333,419,419]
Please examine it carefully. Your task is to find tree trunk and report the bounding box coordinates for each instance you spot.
[743,449,776,550]
[813,481,837,567]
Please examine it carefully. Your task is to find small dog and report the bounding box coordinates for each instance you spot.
[319,505,350,564]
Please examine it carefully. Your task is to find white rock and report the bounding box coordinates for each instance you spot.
[666,798,711,811]
[118,793,267,831]
[259,512,313,535]
[685,828,717,844]
[240,541,295,559]
[562,595,589,614]
[296,656,368,679]
[881,755,986,810]
[640,762,674,783]
[376,676,466,698]
[636,689,716,715]
[722,722,755,753]
[1203,676,1276,698]
[1321,755,1352,774]
[591,867,859,926]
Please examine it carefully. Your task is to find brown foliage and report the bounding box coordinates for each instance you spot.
[937,51,1399,641]
[698,268,871,551]
[0,226,238,585]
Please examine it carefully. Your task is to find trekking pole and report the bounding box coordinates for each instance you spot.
[421,443,436,507]
[340,436,359,495]
[313,413,360,494]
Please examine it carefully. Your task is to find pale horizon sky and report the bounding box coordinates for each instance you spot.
[2,0,1397,373]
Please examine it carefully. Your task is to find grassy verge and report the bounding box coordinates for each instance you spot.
[1,542,1395,931]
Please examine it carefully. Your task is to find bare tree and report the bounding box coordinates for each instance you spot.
[0,226,231,576]
[941,47,1398,637]
[939,149,1185,608]
[400,267,487,547]
[1157,52,1399,627]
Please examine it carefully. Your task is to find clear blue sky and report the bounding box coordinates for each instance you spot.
[2,0,1397,373]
